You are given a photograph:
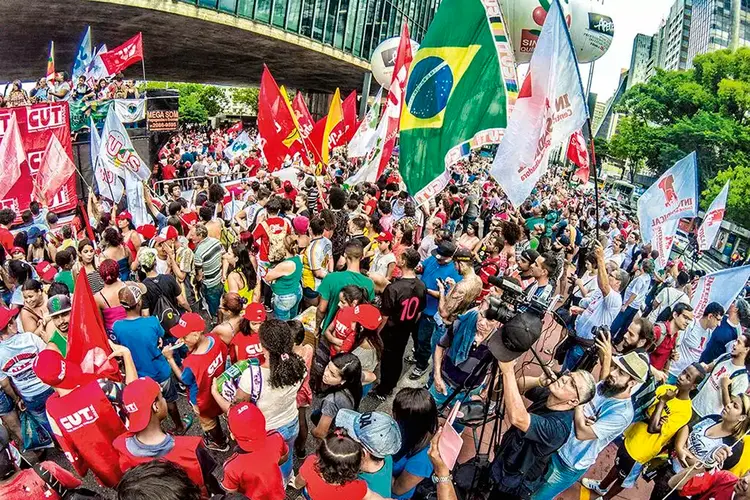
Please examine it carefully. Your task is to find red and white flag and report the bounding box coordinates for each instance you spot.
[36,134,76,205]
[0,114,25,199]
[697,181,729,251]
[100,33,143,75]
[491,0,587,207]
[226,121,243,135]
[652,218,679,270]
[691,265,750,318]
[567,129,590,183]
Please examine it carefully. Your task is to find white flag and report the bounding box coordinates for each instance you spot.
[85,44,110,89]
[691,265,750,317]
[0,114,25,200]
[98,109,150,180]
[113,99,146,123]
[345,111,389,185]
[637,152,698,244]
[652,218,679,270]
[124,170,150,228]
[91,117,123,203]
[697,181,729,251]
[490,0,588,208]
[224,131,252,160]
[348,87,383,158]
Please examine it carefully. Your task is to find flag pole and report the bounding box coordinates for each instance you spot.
[141,58,146,83]
[585,117,600,242]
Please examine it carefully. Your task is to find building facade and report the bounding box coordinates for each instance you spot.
[687,0,750,67]
[627,34,654,89]
[661,0,692,70]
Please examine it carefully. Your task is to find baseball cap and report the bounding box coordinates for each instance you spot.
[335,409,402,458]
[354,304,382,330]
[453,248,473,262]
[138,247,157,269]
[487,311,542,362]
[292,216,310,235]
[243,302,267,322]
[116,211,133,222]
[228,402,268,452]
[35,261,57,282]
[171,312,206,338]
[33,349,88,390]
[47,294,72,317]
[119,284,144,310]
[0,307,19,330]
[611,351,649,383]
[376,231,394,243]
[10,246,24,256]
[153,226,178,244]
[519,249,540,264]
[136,224,157,240]
[432,240,457,259]
[123,377,162,432]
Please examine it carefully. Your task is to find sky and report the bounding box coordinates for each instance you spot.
[574,0,676,102]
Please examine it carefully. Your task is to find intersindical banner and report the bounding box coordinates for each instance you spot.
[0,102,77,221]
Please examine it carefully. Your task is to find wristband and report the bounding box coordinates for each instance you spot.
[431,474,453,484]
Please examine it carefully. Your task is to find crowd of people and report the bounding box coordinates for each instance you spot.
[0,71,140,107]
[1,121,750,500]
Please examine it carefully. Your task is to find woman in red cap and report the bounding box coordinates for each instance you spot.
[115,211,142,263]
[228,302,266,364]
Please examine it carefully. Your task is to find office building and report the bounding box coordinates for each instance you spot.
[627,34,654,89]
[687,0,750,68]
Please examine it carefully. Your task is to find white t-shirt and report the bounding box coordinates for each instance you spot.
[241,366,303,430]
[670,320,713,378]
[573,271,598,299]
[575,288,623,340]
[692,353,749,418]
[0,333,50,398]
[370,250,396,277]
[604,249,625,268]
[623,273,651,310]
[647,286,690,323]
[419,235,437,262]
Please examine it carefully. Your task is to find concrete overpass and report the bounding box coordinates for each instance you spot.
[1,0,436,93]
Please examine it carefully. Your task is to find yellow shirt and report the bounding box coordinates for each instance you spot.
[623,385,693,463]
[729,435,750,477]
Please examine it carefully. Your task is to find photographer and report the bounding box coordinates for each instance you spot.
[563,242,629,371]
[490,360,596,499]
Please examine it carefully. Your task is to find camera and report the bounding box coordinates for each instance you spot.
[485,275,548,324]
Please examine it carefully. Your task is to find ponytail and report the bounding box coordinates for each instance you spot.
[259,319,307,388]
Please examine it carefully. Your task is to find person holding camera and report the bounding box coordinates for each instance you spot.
[563,242,629,371]
[489,360,596,499]
[524,251,558,306]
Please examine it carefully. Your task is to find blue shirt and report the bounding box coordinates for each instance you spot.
[700,317,741,364]
[111,316,171,383]
[420,256,462,316]
[392,446,433,499]
[360,455,393,498]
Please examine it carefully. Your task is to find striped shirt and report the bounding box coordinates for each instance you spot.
[305,186,319,216]
[194,237,224,288]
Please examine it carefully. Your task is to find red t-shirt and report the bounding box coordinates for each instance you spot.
[651,322,677,371]
[221,432,287,500]
[0,227,14,252]
[244,157,261,177]
[162,164,176,180]
[680,470,737,500]
[330,306,357,356]
[0,461,81,500]
[299,456,368,500]
[230,332,265,364]
[252,216,291,262]
[182,334,228,418]
[364,198,377,216]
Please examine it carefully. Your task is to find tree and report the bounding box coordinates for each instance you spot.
[179,94,208,124]
[140,82,228,119]
[703,159,750,228]
[231,87,259,113]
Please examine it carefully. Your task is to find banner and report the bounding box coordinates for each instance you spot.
[100,33,144,75]
[70,99,145,132]
[124,170,149,228]
[113,99,146,123]
[0,103,77,221]
[98,109,150,180]
[36,134,76,205]
[567,129,590,183]
[399,0,518,198]
[349,87,383,158]
[72,26,92,81]
[691,265,750,318]
[652,217,679,270]
[491,0,588,208]
[224,131,252,160]
[637,151,699,244]
[227,121,243,135]
[146,89,179,132]
[0,114,25,200]
[697,181,730,251]
[91,117,123,203]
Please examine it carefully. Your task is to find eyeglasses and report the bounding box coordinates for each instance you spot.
[561,371,580,402]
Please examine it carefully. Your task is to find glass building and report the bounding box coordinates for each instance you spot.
[687,0,750,67]
[181,0,439,60]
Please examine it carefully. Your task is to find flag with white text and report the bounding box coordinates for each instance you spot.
[697,181,730,251]
[691,265,750,317]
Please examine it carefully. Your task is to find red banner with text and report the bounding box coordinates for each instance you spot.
[0,102,77,222]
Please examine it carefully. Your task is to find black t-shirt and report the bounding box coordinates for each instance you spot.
[142,274,181,313]
[491,387,575,499]
[381,277,427,330]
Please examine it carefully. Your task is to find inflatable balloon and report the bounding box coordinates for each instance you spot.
[499,0,572,64]
[370,37,420,89]
[569,0,615,63]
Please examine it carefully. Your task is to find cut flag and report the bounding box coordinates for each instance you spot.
[98,108,151,180]
[72,26,92,80]
[567,129,590,184]
[91,117,123,203]
[697,181,730,251]
[321,89,343,164]
[349,87,384,158]
[67,271,122,382]
[0,114,26,200]
[399,0,518,204]
[491,0,588,208]
[257,66,302,171]
[46,41,55,82]
[227,121,243,135]
[292,92,320,162]
[691,265,750,317]
[100,33,143,75]
[36,134,76,205]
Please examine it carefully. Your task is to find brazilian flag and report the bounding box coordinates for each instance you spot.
[399,0,517,195]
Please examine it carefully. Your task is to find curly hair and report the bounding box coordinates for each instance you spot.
[258,319,306,389]
[103,227,123,248]
[501,221,523,246]
[315,430,362,486]
[208,184,224,204]
[99,259,120,285]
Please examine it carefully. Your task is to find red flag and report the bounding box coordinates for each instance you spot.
[292,93,320,163]
[66,271,122,382]
[226,121,243,135]
[0,114,25,200]
[567,130,590,184]
[328,91,359,149]
[257,66,302,171]
[377,23,413,178]
[100,33,143,75]
[36,134,76,205]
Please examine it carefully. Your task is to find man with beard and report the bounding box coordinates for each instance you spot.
[514,249,539,290]
[531,351,648,500]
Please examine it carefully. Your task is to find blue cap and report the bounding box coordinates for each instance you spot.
[27,226,45,244]
[335,409,402,458]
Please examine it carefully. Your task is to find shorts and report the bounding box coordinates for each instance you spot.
[159,376,179,404]
[0,390,14,416]
[615,442,645,488]
[198,414,219,432]
[303,287,320,300]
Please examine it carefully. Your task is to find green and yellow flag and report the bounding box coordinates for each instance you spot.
[399,0,518,202]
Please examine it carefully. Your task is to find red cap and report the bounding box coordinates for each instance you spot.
[354,304,383,330]
[227,402,267,452]
[10,246,24,256]
[154,226,178,243]
[170,312,206,338]
[116,211,133,222]
[123,377,161,432]
[35,261,57,282]
[33,349,88,390]
[0,307,18,330]
[376,231,393,243]
[136,224,157,240]
[243,303,267,323]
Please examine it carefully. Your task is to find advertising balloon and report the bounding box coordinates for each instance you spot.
[370,37,420,89]
[499,0,572,64]
[569,0,615,63]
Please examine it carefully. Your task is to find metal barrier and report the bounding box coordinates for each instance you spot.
[152,170,250,196]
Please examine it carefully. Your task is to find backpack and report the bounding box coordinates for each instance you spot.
[449,198,463,220]
[143,277,180,332]
[262,220,286,263]
[220,223,238,249]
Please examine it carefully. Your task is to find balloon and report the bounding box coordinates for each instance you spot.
[568,0,615,63]
[370,37,420,90]
[499,0,572,64]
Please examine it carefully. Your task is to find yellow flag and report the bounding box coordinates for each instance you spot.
[322,88,343,164]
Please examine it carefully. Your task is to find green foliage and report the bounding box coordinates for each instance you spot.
[231,87,259,112]
[140,81,228,120]
[178,93,208,124]
[703,161,750,228]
